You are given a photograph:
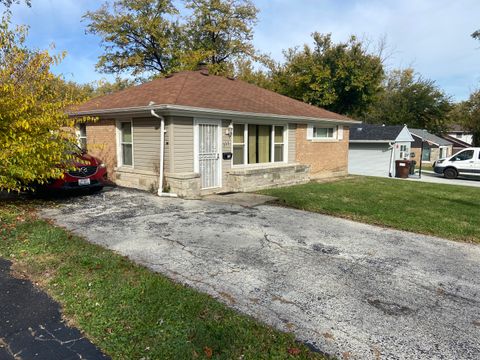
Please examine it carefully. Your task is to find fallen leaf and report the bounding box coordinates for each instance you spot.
[204,346,213,358]
[285,322,295,330]
[323,332,334,340]
[473,320,480,327]
[287,347,301,356]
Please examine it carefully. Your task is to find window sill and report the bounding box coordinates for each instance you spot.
[308,138,339,143]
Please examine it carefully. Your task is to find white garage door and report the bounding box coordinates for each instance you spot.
[349,143,392,177]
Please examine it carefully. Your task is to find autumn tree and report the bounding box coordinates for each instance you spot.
[183,0,258,74]
[84,0,182,78]
[363,69,452,134]
[0,17,85,192]
[83,0,259,78]
[0,0,30,9]
[52,77,136,103]
[270,33,384,116]
[450,91,480,146]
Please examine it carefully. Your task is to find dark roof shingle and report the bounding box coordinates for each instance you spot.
[409,129,452,146]
[349,124,404,141]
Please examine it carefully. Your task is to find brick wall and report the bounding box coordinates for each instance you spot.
[295,124,349,178]
[86,119,117,179]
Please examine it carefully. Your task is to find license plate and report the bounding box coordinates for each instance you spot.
[78,178,91,186]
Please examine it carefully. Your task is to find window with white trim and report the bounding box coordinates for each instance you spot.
[77,123,87,151]
[399,144,408,159]
[307,124,341,140]
[313,126,335,139]
[274,126,284,162]
[232,123,286,165]
[120,121,133,166]
[233,124,246,165]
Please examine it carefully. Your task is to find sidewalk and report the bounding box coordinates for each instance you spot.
[0,258,109,360]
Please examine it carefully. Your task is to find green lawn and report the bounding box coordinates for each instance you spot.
[260,176,480,244]
[0,201,325,360]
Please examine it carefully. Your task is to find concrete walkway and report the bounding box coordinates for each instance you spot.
[42,188,480,360]
[0,258,109,360]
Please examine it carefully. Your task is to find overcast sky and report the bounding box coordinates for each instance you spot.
[8,0,480,101]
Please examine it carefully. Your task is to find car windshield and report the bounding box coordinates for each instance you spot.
[452,150,474,161]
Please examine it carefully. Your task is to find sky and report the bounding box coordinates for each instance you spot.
[7,0,480,101]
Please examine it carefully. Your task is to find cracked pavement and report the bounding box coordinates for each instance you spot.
[0,258,109,360]
[41,188,480,360]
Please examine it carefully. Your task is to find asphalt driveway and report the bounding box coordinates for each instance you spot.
[42,188,480,360]
[0,258,109,360]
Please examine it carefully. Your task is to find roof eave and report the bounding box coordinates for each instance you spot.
[349,140,397,143]
[69,104,360,125]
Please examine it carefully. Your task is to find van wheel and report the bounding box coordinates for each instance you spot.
[444,168,458,179]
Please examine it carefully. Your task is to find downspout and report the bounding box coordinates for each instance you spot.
[149,102,178,198]
[388,142,395,177]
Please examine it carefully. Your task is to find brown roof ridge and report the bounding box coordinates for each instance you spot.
[173,71,191,104]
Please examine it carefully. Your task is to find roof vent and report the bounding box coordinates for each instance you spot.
[357,127,363,131]
[165,73,175,78]
[227,76,235,81]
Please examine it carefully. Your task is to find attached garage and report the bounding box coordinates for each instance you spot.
[348,124,414,177]
[348,143,392,177]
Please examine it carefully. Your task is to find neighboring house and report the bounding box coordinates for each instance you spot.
[348,124,414,177]
[439,134,472,154]
[71,68,358,198]
[447,124,473,145]
[409,129,453,164]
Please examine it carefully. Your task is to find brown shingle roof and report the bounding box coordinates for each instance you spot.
[72,70,354,122]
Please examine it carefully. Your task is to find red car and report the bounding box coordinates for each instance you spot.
[43,149,108,193]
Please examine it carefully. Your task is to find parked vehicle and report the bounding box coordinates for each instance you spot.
[433,148,480,179]
[38,146,108,193]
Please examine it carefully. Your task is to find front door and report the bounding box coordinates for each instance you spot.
[195,119,221,189]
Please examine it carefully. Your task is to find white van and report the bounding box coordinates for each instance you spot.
[433,148,480,179]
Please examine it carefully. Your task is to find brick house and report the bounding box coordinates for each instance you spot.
[409,128,453,165]
[71,69,358,198]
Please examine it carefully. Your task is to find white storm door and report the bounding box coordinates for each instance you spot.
[195,119,222,189]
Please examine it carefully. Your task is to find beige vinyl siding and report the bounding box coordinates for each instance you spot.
[288,123,297,163]
[132,117,160,172]
[169,116,194,173]
[163,119,171,174]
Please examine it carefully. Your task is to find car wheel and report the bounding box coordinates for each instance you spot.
[444,168,458,179]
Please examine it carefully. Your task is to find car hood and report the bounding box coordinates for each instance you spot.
[73,153,100,167]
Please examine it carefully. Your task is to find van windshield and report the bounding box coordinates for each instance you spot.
[452,150,474,161]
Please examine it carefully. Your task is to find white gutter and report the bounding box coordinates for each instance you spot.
[388,142,395,177]
[70,104,360,125]
[149,102,178,198]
